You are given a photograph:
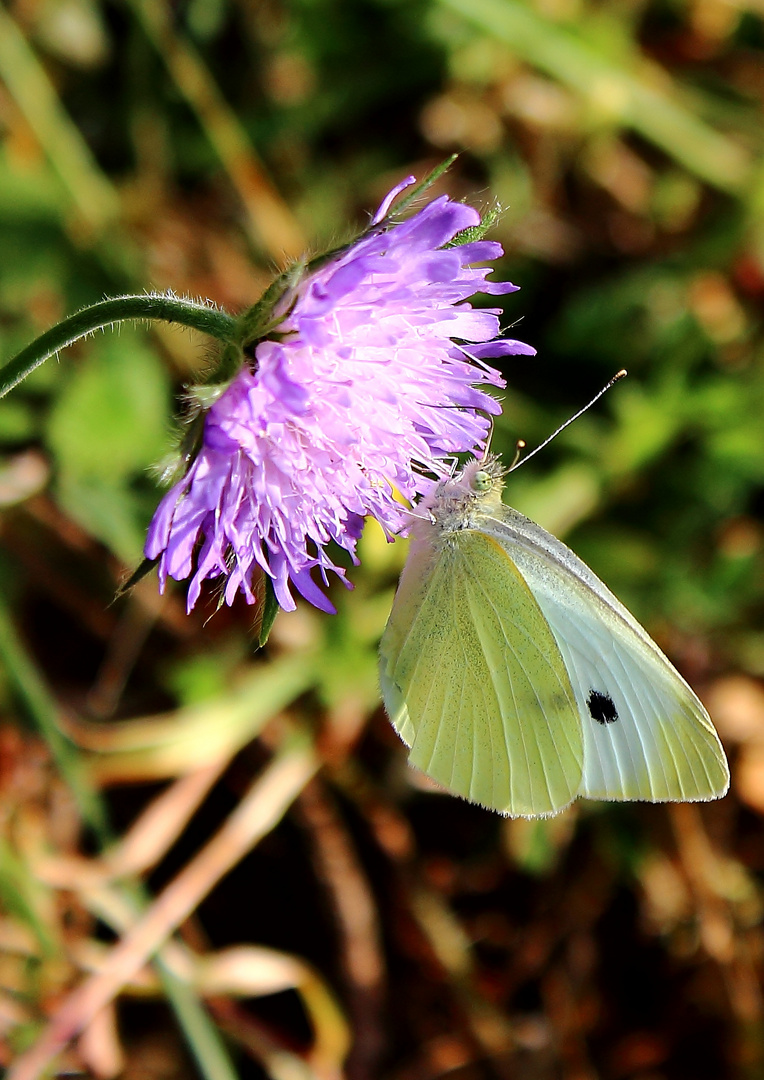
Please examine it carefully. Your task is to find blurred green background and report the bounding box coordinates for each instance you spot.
[2,0,764,1078]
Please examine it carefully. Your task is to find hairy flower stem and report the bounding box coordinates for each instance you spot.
[0,294,237,399]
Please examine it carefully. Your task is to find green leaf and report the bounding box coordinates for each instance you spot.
[55,474,149,564]
[46,328,170,481]
[116,554,160,597]
[0,399,37,443]
[254,576,282,650]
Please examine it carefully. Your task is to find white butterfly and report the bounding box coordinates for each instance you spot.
[379,456,729,817]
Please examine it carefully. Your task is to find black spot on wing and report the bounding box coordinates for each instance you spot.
[588,689,618,725]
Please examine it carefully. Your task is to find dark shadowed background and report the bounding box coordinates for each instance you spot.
[1,1,764,1078]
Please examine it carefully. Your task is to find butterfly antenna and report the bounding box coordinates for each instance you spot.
[508,369,626,473]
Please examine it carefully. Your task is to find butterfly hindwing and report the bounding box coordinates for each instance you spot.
[380,527,584,816]
[482,509,729,803]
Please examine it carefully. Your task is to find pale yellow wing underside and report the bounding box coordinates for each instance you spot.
[379,530,584,817]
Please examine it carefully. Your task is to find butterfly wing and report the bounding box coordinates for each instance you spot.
[379,527,584,817]
[482,508,729,803]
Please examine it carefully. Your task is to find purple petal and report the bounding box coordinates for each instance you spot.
[470,339,537,358]
[372,175,416,224]
[145,179,533,614]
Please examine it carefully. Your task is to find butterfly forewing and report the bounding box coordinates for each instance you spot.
[481,508,729,803]
[380,527,584,816]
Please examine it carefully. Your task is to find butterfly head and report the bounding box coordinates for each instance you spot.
[465,455,505,499]
[419,455,506,533]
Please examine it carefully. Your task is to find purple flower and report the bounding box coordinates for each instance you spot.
[145,177,535,614]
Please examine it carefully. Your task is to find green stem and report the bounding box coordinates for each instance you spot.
[0,294,237,399]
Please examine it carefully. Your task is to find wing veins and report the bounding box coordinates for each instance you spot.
[458,538,580,812]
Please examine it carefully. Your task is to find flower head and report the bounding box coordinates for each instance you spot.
[145,177,535,614]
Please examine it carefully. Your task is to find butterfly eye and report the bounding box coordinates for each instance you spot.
[473,470,492,492]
